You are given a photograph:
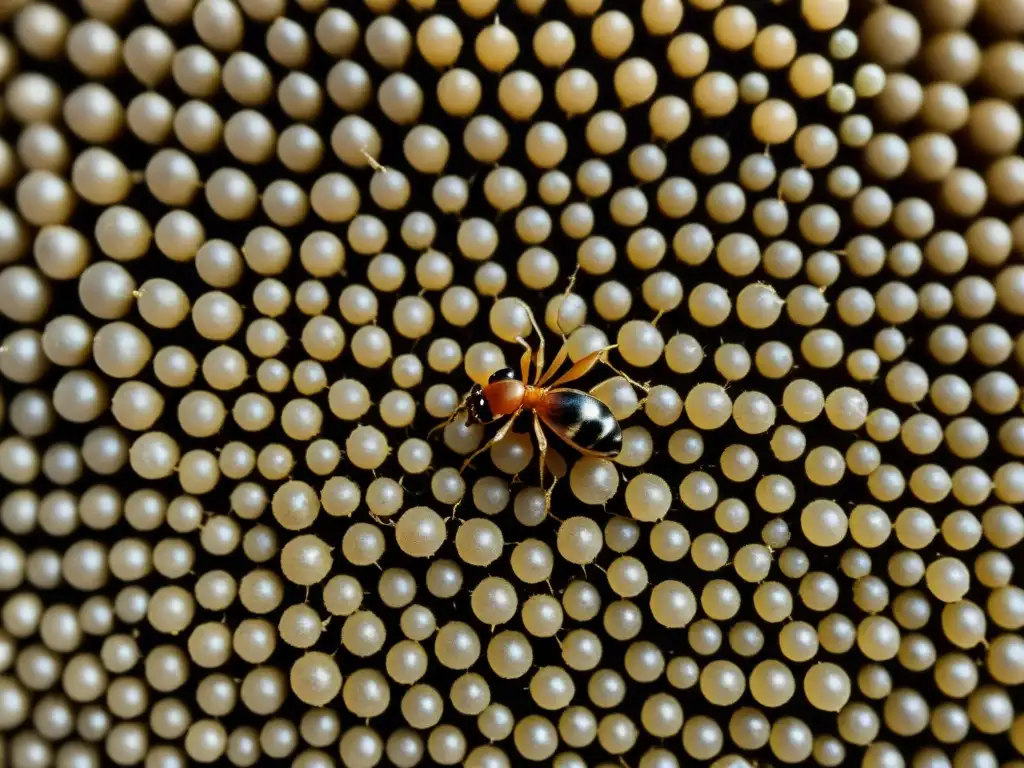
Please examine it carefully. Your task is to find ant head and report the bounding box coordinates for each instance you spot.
[466,383,495,425]
[487,367,518,384]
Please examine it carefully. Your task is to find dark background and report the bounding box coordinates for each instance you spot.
[2,0,1021,764]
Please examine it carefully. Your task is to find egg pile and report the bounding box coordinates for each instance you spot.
[0,0,1023,765]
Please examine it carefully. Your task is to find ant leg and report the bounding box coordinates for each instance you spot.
[534,268,585,386]
[548,344,617,389]
[518,299,546,385]
[536,335,571,388]
[515,337,533,382]
[533,413,561,516]
[532,412,547,495]
[562,263,580,300]
[601,355,651,394]
[428,389,473,437]
[551,265,582,338]
[460,413,519,474]
[544,474,561,522]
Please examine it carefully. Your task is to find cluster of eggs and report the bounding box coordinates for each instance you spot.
[0,0,1023,766]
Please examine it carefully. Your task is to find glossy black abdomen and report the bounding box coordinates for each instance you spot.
[539,389,622,457]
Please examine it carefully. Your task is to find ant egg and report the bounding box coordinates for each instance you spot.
[475,20,518,73]
[569,458,619,506]
[5,0,1024,756]
[472,476,510,515]
[623,474,671,523]
[455,519,503,568]
[395,507,446,559]
[556,517,603,565]
[684,383,732,430]
[510,540,554,585]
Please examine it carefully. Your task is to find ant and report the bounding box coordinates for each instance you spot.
[440,300,647,509]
